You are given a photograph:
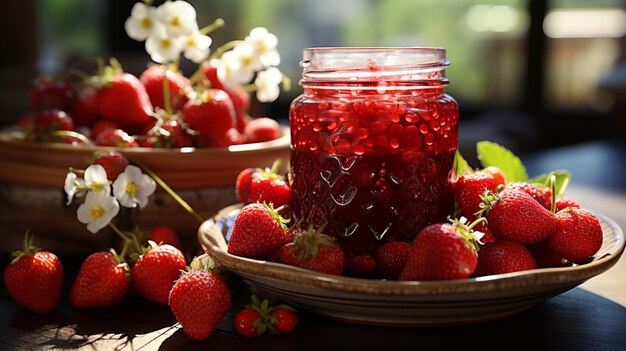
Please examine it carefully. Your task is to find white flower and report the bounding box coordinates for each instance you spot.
[77,191,120,234]
[183,31,212,64]
[113,165,156,209]
[145,23,184,64]
[125,2,157,41]
[84,165,110,196]
[255,67,283,102]
[155,0,197,38]
[64,172,85,206]
[245,27,280,68]
[216,43,259,88]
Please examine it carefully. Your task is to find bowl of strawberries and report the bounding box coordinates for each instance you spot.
[198,142,626,326]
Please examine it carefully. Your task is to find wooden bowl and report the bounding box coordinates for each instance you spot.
[0,130,290,255]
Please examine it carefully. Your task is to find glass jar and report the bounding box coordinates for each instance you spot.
[289,47,458,256]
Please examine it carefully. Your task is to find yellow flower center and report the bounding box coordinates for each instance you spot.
[126,183,138,198]
[187,36,196,47]
[170,15,182,28]
[90,206,104,219]
[160,39,172,49]
[141,17,152,30]
[242,56,252,66]
[92,182,104,192]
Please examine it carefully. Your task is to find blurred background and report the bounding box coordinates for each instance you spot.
[0,0,625,165]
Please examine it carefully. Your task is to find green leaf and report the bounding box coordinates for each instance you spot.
[528,170,571,197]
[476,141,528,182]
[453,150,471,176]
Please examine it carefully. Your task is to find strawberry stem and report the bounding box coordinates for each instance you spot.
[550,174,557,214]
[11,231,40,262]
[162,71,173,116]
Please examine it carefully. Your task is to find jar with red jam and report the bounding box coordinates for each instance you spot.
[289,47,458,256]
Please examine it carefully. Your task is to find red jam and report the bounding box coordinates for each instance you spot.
[289,48,458,256]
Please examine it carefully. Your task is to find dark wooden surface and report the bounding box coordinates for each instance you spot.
[1,140,625,350]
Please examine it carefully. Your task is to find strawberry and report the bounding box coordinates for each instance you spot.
[73,87,100,127]
[148,226,182,250]
[234,295,297,337]
[277,225,345,275]
[473,240,537,277]
[70,251,129,308]
[202,127,244,147]
[243,117,281,144]
[345,255,377,275]
[3,234,63,313]
[399,220,480,281]
[482,166,506,186]
[182,89,236,141]
[92,151,129,180]
[548,208,603,264]
[29,75,75,113]
[95,128,138,148]
[236,168,256,203]
[169,256,231,341]
[201,59,250,132]
[227,203,289,259]
[131,244,187,304]
[555,196,581,212]
[90,120,120,140]
[454,168,503,218]
[246,160,291,208]
[527,240,567,268]
[375,241,411,280]
[484,188,558,245]
[94,62,154,129]
[140,65,190,111]
[22,110,75,142]
[143,119,194,148]
[505,182,552,210]
[474,221,497,245]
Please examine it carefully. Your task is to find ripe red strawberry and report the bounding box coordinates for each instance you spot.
[473,240,537,277]
[95,128,138,148]
[243,117,281,144]
[71,251,129,308]
[131,244,186,304]
[22,110,75,142]
[484,188,558,244]
[474,221,497,245]
[143,119,194,148]
[246,161,291,208]
[90,120,120,140]
[375,241,411,280]
[73,87,100,127]
[149,226,182,250]
[236,168,255,203]
[555,196,581,212]
[505,182,552,210]
[482,166,506,186]
[235,307,262,337]
[140,65,190,111]
[399,221,480,281]
[548,208,603,264]
[228,203,289,259]
[3,234,63,313]
[92,151,129,180]
[234,295,297,337]
[182,89,236,140]
[454,168,503,218]
[169,266,231,340]
[201,127,244,147]
[527,240,567,268]
[278,225,345,275]
[345,255,377,275]
[29,76,75,113]
[95,64,154,129]
[270,307,297,334]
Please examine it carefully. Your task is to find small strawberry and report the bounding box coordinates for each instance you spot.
[92,151,129,180]
[169,255,231,341]
[182,88,236,141]
[555,196,581,212]
[473,240,537,277]
[202,127,243,147]
[527,240,567,268]
[234,295,297,337]
[73,86,100,127]
[29,75,75,113]
[483,188,558,245]
[131,243,187,305]
[148,226,182,250]
[140,65,190,111]
[243,117,281,144]
[235,167,256,203]
[399,219,481,281]
[505,182,552,210]
[70,250,129,308]
[548,208,603,264]
[201,59,250,132]
[482,166,507,186]
[143,119,194,148]
[246,160,291,208]
[375,241,411,280]
[3,233,63,313]
[90,120,120,140]
[453,167,503,218]
[345,255,377,276]
[95,128,138,148]
[23,110,75,142]
[228,203,289,259]
[94,61,155,129]
[277,225,345,275]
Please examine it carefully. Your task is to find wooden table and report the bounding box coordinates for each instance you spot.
[1,140,625,350]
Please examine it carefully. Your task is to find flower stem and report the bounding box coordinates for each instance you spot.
[109,222,130,242]
[209,40,244,60]
[200,18,225,35]
[129,157,205,223]
[162,71,173,116]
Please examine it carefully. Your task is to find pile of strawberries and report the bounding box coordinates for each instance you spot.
[16,59,281,149]
[228,142,604,281]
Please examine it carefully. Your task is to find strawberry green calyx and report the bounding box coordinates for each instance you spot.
[291,225,334,260]
[109,248,131,280]
[247,295,279,336]
[263,202,289,229]
[189,254,216,272]
[91,58,124,89]
[11,231,40,262]
[254,159,284,182]
[475,189,501,218]
[449,217,486,252]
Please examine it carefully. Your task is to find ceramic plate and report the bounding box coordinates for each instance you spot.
[198,204,625,326]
